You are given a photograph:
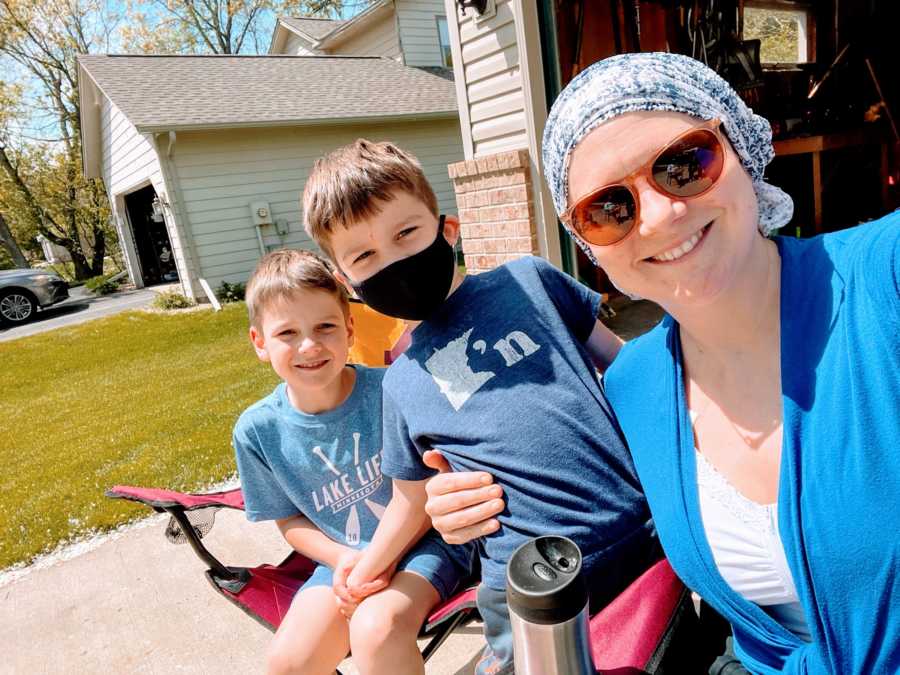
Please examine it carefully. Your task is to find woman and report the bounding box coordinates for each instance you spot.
[423,52,900,673]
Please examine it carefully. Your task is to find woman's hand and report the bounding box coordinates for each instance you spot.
[423,450,505,545]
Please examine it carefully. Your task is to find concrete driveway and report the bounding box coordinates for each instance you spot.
[0,286,159,342]
[3,507,484,674]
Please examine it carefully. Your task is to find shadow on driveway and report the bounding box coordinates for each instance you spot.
[0,286,159,342]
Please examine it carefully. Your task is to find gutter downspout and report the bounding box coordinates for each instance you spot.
[152,131,203,299]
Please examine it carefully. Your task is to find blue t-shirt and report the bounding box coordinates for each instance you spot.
[233,365,390,549]
[381,256,653,590]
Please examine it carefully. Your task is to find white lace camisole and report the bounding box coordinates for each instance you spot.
[695,450,812,642]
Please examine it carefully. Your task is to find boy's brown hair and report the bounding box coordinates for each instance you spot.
[245,249,349,327]
[303,139,439,259]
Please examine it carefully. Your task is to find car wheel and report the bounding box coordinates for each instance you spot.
[0,289,37,325]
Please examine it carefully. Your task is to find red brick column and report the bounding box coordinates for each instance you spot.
[448,149,540,273]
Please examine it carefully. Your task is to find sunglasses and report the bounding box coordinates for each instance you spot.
[562,119,726,246]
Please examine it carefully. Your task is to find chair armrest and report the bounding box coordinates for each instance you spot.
[106,485,245,512]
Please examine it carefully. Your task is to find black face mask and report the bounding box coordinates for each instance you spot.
[351,215,455,321]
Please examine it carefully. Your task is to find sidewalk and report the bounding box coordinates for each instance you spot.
[3,508,483,674]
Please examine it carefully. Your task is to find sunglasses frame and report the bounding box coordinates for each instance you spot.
[562,118,726,247]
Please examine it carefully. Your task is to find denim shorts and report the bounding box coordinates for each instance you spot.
[297,530,476,603]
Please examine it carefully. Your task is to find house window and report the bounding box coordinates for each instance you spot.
[437,16,453,67]
[744,2,814,64]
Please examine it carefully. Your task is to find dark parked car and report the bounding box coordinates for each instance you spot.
[0,268,69,325]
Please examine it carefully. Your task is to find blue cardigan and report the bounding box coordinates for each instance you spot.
[605,212,900,674]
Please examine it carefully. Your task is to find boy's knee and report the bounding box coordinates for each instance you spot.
[266,636,310,675]
[350,598,420,652]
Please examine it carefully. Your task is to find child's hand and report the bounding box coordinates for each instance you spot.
[346,560,398,599]
[333,549,364,618]
[332,550,390,618]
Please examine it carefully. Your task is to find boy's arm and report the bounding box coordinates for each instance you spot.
[585,318,624,372]
[276,514,352,568]
[346,478,430,589]
[529,256,623,372]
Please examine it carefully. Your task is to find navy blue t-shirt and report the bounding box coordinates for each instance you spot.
[381,256,653,590]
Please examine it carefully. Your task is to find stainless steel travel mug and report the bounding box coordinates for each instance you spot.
[507,535,595,675]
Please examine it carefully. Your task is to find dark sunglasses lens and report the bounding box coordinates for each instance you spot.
[652,129,724,198]
[574,185,636,245]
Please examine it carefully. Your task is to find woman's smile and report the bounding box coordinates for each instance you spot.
[645,222,713,264]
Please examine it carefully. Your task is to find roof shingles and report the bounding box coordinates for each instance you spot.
[78,55,457,131]
[280,16,345,40]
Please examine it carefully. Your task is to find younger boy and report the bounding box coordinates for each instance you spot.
[232,249,473,675]
[303,140,660,675]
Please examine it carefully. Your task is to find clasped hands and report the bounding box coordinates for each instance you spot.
[331,449,505,619]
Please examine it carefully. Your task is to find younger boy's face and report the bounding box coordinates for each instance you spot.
[329,190,460,285]
[249,289,353,398]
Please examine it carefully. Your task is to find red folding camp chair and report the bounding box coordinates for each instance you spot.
[105,482,705,673]
[105,484,479,665]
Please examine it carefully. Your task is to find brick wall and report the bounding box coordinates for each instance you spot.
[448,149,540,273]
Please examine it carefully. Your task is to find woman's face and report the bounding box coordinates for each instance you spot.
[566,111,759,309]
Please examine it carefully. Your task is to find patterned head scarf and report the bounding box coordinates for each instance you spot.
[542,52,793,265]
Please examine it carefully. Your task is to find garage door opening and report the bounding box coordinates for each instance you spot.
[124,185,178,286]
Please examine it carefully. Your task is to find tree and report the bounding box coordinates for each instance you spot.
[0,0,120,279]
[121,0,357,55]
[0,211,28,267]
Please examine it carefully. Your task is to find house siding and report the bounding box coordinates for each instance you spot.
[395,0,446,67]
[447,0,528,156]
[326,13,402,60]
[169,119,463,287]
[100,98,192,289]
[284,32,319,55]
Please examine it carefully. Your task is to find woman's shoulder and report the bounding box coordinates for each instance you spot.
[777,211,900,273]
[605,317,675,401]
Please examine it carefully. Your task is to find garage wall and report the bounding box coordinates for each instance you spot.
[168,118,464,288]
[100,97,192,290]
[444,0,528,156]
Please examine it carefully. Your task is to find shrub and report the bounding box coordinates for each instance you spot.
[152,290,195,310]
[216,280,246,304]
[85,274,121,295]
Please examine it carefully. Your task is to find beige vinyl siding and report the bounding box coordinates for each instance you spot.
[326,13,401,60]
[284,32,319,55]
[101,97,161,196]
[448,0,528,156]
[100,97,192,288]
[169,119,462,287]
[395,0,446,67]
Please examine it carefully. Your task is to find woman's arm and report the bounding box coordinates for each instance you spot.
[422,450,505,545]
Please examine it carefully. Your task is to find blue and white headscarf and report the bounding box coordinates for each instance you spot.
[542,52,793,265]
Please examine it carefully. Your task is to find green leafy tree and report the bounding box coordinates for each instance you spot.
[0,0,120,279]
[121,0,357,55]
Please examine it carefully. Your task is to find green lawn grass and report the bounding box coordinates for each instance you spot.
[0,304,278,570]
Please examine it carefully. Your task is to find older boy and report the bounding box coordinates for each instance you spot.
[303,140,660,675]
[232,249,472,675]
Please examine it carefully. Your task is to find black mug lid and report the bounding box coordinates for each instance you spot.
[506,535,587,625]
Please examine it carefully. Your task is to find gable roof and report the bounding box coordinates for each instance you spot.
[77,54,457,134]
[280,16,346,40]
[270,2,392,54]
